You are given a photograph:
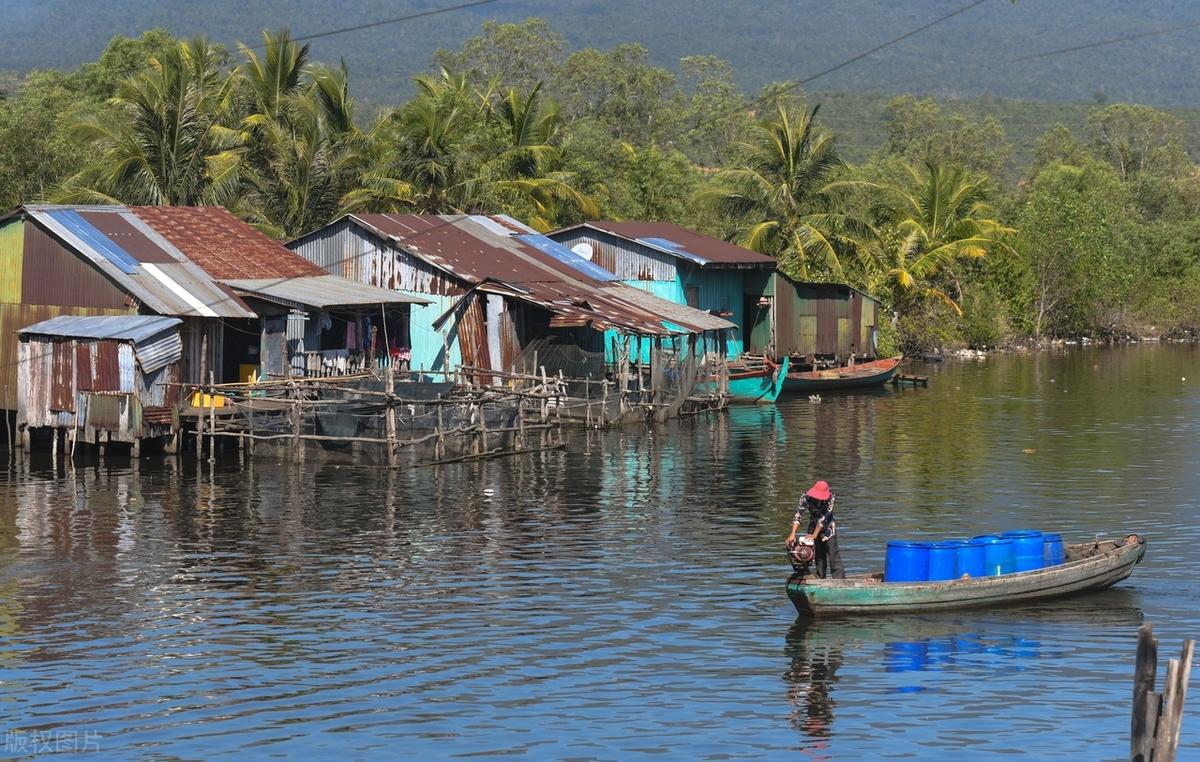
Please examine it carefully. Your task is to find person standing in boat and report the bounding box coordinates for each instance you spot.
[786,480,846,579]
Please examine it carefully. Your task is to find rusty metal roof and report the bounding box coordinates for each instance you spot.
[132,205,326,280]
[555,221,778,268]
[23,205,256,318]
[341,213,734,336]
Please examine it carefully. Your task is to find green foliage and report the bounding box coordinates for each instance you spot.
[1,16,1199,349]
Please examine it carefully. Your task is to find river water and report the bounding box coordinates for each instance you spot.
[1,345,1198,760]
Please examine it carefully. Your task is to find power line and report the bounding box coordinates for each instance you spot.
[732,0,991,118]
[254,0,504,47]
[840,18,1200,103]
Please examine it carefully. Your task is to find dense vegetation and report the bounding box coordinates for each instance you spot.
[2,20,1200,351]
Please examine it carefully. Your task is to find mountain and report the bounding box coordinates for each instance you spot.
[4,0,1200,105]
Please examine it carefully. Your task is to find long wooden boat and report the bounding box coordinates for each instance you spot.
[698,355,790,404]
[782,356,901,394]
[787,535,1146,618]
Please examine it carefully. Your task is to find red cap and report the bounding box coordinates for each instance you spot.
[806,480,832,501]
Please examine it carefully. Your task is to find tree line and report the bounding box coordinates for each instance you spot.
[1,19,1198,351]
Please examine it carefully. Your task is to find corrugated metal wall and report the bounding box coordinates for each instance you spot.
[767,279,881,359]
[552,229,678,282]
[289,218,461,295]
[0,219,135,407]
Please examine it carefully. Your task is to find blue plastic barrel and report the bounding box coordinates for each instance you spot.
[885,541,932,582]
[971,534,1014,575]
[1003,530,1045,572]
[1043,532,1065,566]
[927,541,960,581]
[955,537,987,578]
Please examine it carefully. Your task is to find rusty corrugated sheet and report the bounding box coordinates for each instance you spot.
[334,214,729,336]
[456,292,490,375]
[74,340,122,391]
[83,393,141,440]
[21,221,133,310]
[133,205,324,280]
[21,209,256,319]
[79,211,177,264]
[50,340,74,411]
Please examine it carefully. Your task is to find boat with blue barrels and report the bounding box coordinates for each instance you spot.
[698,355,790,404]
[782,356,902,394]
[787,534,1146,618]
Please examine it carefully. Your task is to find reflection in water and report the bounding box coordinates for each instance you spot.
[783,592,1144,746]
[784,619,842,745]
[0,346,1194,759]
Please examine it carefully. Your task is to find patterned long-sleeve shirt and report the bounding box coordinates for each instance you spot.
[794,496,836,541]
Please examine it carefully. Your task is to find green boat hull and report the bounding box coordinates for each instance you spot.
[787,536,1145,617]
[698,355,789,404]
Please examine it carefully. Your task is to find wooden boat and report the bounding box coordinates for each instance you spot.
[782,356,901,393]
[698,355,789,404]
[787,535,1146,618]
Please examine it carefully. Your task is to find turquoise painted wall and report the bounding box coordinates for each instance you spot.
[618,268,750,359]
[403,293,463,375]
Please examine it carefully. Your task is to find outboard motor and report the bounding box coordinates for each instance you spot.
[787,537,816,576]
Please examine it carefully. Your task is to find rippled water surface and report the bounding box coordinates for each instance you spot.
[2,346,1199,760]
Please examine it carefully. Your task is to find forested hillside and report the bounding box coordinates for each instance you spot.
[2,16,1200,353]
[4,0,1200,105]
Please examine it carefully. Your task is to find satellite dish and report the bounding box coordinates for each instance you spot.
[571,242,594,261]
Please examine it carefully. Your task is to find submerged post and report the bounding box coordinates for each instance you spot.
[1132,622,1195,762]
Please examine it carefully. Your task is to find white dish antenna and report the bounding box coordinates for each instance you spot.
[571,242,594,261]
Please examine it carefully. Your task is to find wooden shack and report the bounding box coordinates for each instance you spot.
[16,315,184,455]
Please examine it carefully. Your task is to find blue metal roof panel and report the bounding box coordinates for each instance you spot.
[516,234,620,282]
[44,209,140,274]
[636,236,711,266]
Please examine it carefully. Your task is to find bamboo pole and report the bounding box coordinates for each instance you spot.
[208,371,217,464]
[385,365,398,467]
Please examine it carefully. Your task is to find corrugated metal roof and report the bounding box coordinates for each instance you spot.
[18,315,182,342]
[22,205,257,319]
[222,275,431,308]
[554,221,777,268]
[133,205,326,280]
[598,283,736,333]
[336,214,732,336]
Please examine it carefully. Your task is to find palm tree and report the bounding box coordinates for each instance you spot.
[698,105,860,281]
[341,69,482,215]
[847,161,1012,315]
[231,31,371,237]
[485,83,598,230]
[238,57,368,238]
[57,38,241,205]
[343,73,597,227]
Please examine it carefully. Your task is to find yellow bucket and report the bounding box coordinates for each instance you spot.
[190,392,226,408]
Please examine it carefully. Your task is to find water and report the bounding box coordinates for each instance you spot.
[1,345,1198,759]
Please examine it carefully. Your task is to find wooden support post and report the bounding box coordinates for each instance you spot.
[1132,622,1196,762]
[51,426,58,462]
[435,400,445,460]
[131,439,140,459]
[165,427,179,455]
[20,426,30,453]
[290,381,303,464]
[208,371,217,464]
[1133,623,1159,762]
[1154,639,1195,762]
[385,365,398,467]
